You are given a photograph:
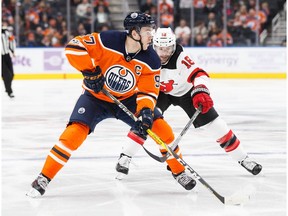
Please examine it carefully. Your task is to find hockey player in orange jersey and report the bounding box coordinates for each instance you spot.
[26,12,195,198]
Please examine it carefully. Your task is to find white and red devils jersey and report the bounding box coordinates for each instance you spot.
[65,31,161,113]
[160,44,208,97]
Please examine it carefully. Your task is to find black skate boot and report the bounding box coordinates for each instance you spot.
[115,153,132,180]
[173,171,196,190]
[26,174,50,198]
[239,156,262,175]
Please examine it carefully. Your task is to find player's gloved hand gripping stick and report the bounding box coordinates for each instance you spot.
[191,84,213,114]
[101,88,251,205]
[81,66,105,93]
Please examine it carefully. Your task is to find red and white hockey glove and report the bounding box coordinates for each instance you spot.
[191,84,213,114]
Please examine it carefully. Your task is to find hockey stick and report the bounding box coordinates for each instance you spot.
[101,88,165,163]
[101,89,249,205]
[147,106,202,162]
[144,106,202,162]
[170,105,202,151]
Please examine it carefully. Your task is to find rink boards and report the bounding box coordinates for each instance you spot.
[12,47,286,79]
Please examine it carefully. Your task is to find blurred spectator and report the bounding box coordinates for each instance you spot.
[217,28,233,46]
[260,1,271,30]
[203,0,221,18]
[76,23,87,35]
[206,33,223,47]
[246,0,256,10]
[6,0,286,47]
[25,31,38,47]
[205,12,222,31]
[140,0,156,14]
[2,4,14,26]
[193,20,208,41]
[245,8,260,32]
[39,13,49,30]
[159,0,174,14]
[97,23,110,32]
[55,12,65,32]
[35,26,44,45]
[59,21,68,45]
[76,0,92,23]
[94,0,109,8]
[40,35,52,47]
[239,4,248,23]
[94,5,111,30]
[160,6,174,28]
[25,7,40,31]
[174,19,191,46]
[232,11,243,27]
[51,30,62,47]
[225,0,234,19]
[94,0,110,14]
[194,33,206,46]
[256,10,267,32]
[194,0,207,22]
[149,5,158,21]
[208,22,221,37]
[179,0,192,26]
[194,0,207,8]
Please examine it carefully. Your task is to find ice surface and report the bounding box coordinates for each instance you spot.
[1,79,286,216]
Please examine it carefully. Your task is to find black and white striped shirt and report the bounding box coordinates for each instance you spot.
[1,27,16,55]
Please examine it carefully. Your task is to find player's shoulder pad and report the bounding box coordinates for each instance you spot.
[99,30,126,53]
[136,46,161,70]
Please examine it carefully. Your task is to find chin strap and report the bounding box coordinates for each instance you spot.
[128,28,144,51]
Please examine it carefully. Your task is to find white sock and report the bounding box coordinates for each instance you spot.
[122,139,142,157]
[227,144,248,162]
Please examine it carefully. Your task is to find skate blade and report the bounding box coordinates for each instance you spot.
[26,188,41,198]
[115,172,127,180]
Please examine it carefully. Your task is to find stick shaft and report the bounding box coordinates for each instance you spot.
[102,89,227,204]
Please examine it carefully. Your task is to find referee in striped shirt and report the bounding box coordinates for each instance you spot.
[2,22,16,98]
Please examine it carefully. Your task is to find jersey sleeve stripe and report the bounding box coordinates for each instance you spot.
[66,44,87,51]
[65,50,88,56]
[187,67,209,83]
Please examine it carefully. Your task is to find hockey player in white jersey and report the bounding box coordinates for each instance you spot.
[116,27,262,182]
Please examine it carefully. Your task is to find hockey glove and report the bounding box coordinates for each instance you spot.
[82,66,105,93]
[133,108,154,137]
[191,84,213,114]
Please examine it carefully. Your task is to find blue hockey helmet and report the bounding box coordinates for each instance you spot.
[124,12,156,34]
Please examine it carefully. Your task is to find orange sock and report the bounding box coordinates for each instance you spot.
[41,123,89,180]
[160,146,185,175]
[152,118,185,175]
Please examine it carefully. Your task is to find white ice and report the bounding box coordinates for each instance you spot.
[1,79,286,216]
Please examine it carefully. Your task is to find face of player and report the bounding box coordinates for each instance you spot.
[139,27,155,50]
[154,45,174,64]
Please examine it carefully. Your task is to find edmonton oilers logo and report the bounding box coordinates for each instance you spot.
[105,65,135,93]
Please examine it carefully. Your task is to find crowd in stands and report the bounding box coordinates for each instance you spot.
[2,0,286,47]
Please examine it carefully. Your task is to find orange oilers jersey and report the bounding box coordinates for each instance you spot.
[65,31,161,113]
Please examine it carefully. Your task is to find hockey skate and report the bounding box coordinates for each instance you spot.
[239,156,262,175]
[26,174,50,198]
[115,153,131,180]
[173,171,196,190]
